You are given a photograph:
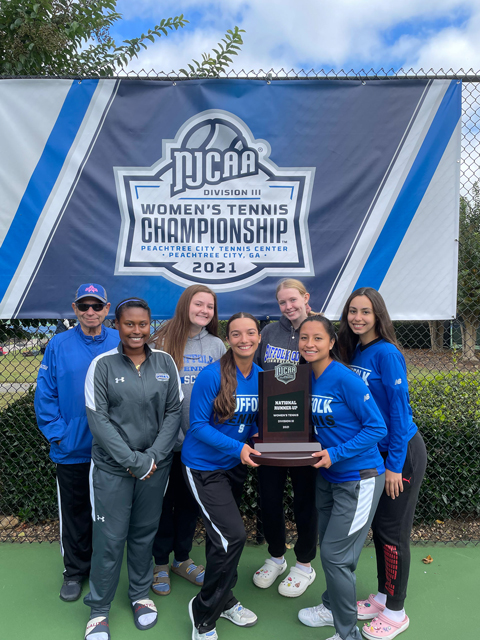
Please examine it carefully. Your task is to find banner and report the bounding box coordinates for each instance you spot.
[0,78,461,319]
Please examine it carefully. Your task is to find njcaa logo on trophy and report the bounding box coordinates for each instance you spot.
[114,109,315,290]
[274,364,297,385]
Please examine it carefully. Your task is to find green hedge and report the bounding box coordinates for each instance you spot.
[0,371,479,526]
[410,371,480,522]
[0,386,57,521]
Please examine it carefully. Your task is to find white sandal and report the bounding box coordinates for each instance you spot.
[278,566,316,597]
[253,558,287,588]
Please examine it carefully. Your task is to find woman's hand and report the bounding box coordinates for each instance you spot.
[240,444,261,467]
[142,461,157,480]
[311,449,332,469]
[127,460,157,480]
[385,469,403,499]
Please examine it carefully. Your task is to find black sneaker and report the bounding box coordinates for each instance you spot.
[60,579,82,601]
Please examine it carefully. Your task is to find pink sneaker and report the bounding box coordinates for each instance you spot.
[362,613,409,640]
[357,594,386,620]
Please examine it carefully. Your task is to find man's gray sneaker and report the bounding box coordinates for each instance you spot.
[60,579,82,602]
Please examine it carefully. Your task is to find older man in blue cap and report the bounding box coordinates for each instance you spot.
[35,284,119,602]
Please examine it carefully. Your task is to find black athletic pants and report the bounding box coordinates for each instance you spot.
[56,462,92,581]
[373,431,427,610]
[152,451,199,565]
[183,463,248,633]
[257,464,317,562]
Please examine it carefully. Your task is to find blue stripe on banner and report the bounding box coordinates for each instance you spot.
[354,79,461,291]
[0,79,99,301]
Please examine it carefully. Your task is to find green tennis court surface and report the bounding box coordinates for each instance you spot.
[1,542,478,639]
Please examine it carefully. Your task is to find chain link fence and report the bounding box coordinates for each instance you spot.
[0,71,479,545]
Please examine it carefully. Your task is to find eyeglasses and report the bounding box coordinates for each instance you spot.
[76,302,106,312]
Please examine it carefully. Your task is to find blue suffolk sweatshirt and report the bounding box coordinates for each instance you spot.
[350,338,418,474]
[311,360,387,483]
[182,359,261,471]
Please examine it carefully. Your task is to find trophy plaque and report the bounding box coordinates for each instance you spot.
[250,362,320,466]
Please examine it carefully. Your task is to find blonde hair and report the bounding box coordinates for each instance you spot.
[275,279,319,316]
[275,278,308,299]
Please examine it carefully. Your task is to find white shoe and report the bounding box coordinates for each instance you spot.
[253,558,287,588]
[298,603,334,627]
[326,635,343,640]
[189,597,218,640]
[220,602,258,627]
[278,566,316,597]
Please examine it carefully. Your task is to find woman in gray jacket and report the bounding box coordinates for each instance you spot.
[83,298,183,640]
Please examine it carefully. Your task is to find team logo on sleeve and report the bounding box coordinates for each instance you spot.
[156,373,170,381]
[114,109,315,290]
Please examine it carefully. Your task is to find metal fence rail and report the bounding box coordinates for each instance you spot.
[0,70,479,545]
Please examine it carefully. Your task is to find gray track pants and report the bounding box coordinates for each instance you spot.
[84,460,171,616]
[317,473,385,640]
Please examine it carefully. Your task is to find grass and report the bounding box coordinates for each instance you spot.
[0,391,25,410]
[0,353,42,383]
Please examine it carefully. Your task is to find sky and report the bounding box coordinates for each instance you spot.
[111,0,480,75]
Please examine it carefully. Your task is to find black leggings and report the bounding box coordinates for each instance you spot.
[372,431,427,610]
[257,464,318,563]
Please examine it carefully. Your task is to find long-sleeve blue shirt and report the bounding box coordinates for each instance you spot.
[350,339,418,474]
[34,324,119,464]
[182,359,261,471]
[311,360,387,482]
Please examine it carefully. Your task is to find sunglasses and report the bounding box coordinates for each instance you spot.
[76,302,106,312]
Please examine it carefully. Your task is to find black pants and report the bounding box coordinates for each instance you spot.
[257,464,317,563]
[56,462,92,581]
[152,451,199,565]
[373,431,427,610]
[183,463,248,633]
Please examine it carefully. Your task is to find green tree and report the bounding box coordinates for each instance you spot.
[0,1,244,77]
[458,184,480,361]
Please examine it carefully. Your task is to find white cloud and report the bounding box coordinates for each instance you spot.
[115,0,480,73]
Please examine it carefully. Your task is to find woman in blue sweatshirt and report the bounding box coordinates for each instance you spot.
[297,315,386,640]
[182,312,262,640]
[338,288,427,640]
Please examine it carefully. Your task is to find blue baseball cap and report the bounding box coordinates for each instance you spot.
[74,284,108,303]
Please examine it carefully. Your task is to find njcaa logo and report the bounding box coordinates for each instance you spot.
[275,364,297,385]
[155,373,170,381]
[115,109,315,290]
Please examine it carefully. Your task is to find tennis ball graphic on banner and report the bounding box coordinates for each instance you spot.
[114,109,315,291]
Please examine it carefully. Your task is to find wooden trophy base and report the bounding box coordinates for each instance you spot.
[250,442,320,467]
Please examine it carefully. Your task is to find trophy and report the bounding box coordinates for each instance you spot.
[250,363,320,466]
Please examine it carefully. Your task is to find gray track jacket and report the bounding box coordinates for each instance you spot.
[85,343,183,479]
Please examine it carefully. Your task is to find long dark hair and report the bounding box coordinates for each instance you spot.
[151,285,219,370]
[337,287,399,362]
[213,312,260,423]
[298,315,343,363]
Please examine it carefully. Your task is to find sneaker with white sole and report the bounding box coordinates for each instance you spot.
[253,558,287,588]
[278,566,316,597]
[220,602,258,627]
[326,634,343,640]
[298,603,335,627]
[188,597,218,640]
